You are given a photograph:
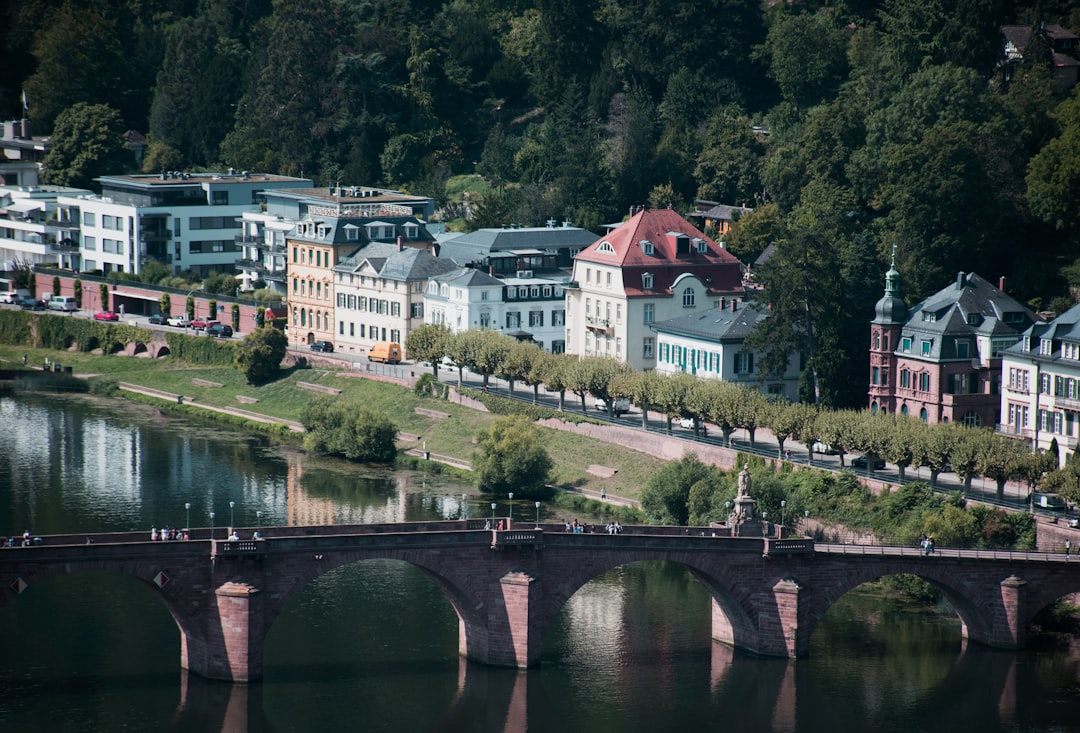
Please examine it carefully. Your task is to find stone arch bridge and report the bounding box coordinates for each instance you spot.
[1,521,1075,682]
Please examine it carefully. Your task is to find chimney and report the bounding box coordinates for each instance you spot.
[397,235,403,251]
[731,299,738,311]
[720,297,726,310]
[999,276,1007,292]
[489,265,494,276]
[956,272,965,289]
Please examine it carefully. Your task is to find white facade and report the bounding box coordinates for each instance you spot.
[425,269,568,352]
[651,303,802,399]
[0,185,89,271]
[236,211,294,293]
[999,303,1080,465]
[57,172,310,276]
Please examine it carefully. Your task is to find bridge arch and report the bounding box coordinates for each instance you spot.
[798,559,993,652]
[533,550,761,658]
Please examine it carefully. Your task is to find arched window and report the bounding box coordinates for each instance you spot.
[300,308,307,327]
[871,402,878,413]
[873,332,881,350]
[962,411,982,427]
[682,287,695,308]
[919,407,928,422]
[901,404,908,416]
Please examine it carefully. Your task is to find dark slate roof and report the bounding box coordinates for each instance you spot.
[650,301,766,342]
[901,272,1037,360]
[689,200,754,221]
[289,214,434,247]
[430,267,504,288]
[437,225,596,266]
[334,242,457,281]
[1007,302,1080,360]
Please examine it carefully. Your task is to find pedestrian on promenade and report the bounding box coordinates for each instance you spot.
[600,487,607,501]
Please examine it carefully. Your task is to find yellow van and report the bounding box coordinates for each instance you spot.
[368,341,401,364]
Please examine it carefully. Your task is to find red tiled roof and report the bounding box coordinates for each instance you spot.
[575,208,744,297]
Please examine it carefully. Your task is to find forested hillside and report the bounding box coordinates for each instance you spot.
[3,0,1080,406]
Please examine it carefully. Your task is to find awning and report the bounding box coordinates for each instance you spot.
[4,200,42,214]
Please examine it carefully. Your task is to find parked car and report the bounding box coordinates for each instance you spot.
[166,315,190,327]
[147,313,167,325]
[595,396,631,416]
[2,289,30,305]
[190,318,219,331]
[310,340,334,353]
[93,311,119,321]
[19,298,47,310]
[207,323,233,338]
[812,441,841,455]
[851,455,886,470]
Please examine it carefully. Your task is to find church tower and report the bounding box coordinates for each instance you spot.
[869,247,906,414]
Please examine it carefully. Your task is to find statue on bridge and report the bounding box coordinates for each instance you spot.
[729,464,758,532]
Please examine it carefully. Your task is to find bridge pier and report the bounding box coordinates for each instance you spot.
[482,571,542,669]
[182,581,265,682]
[992,575,1028,650]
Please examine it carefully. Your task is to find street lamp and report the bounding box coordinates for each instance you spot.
[462,494,468,521]
[185,502,191,530]
[508,492,514,525]
[256,510,262,536]
[804,509,810,533]
[491,502,497,527]
[781,500,787,527]
[229,501,235,530]
[209,511,215,539]
[535,501,541,529]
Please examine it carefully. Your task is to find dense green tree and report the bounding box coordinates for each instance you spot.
[234,326,287,384]
[640,453,714,525]
[755,9,849,111]
[473,415,553,497]
[1027,88,1080,233]
[42,103,128,190]
[301,399,398,462]
[405,323,451,378]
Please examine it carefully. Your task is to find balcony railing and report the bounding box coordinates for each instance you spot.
[995,424,1033,439]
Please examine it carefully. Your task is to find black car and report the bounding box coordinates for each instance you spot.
[147,313,167,325]
[19,298,47,311]
[207,323,233,338]
[310,340,334,353]
[851,455,886,470]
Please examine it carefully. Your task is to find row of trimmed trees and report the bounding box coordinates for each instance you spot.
[406,324,1054,501]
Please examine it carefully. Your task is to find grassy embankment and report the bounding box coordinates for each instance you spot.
[0,345,661,505]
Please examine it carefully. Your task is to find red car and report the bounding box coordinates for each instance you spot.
[93,311,119,321]
[190,318,219,331]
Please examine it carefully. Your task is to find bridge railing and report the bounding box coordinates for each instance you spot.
[816,543,1071,562]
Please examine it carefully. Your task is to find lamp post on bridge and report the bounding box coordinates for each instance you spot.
[508,492,514,527]
[781,500,786,528]
[229,501,235,531]
[535,501,541,529]
[491,502,496,528]
[185,502,191,530]
[209,511,215,540]
[462,494,468,521]
[804,509,810,535]
[256,510,262,537]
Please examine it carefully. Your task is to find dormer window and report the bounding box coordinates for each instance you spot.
[694,237,708,253]
[640,239,654,255]
[921,311,936,322]
[1040,338,1053,355]
[403,223,419,239]
[1022,335,1031,352]
[967,313,982,326]
[642,272,653,290]
[344,224,359,241]
[597,240,615,254]
[1065,343,1080,360]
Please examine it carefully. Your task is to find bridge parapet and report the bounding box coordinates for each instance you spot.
[764,538,814,555]
[212,540,265,557]
[492,529,543,548]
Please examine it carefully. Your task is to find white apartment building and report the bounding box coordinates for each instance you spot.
[0,185,90,271]
[424,269,568,352]
[236,211,295,294]
[565,207,744,370]
[56,171,311,276]
[1000,302,1080,465]
[0,118,48,188]
[333,242,457,357]
[651,301,802,398]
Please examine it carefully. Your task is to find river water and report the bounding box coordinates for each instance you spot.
[2,392,1080,732]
